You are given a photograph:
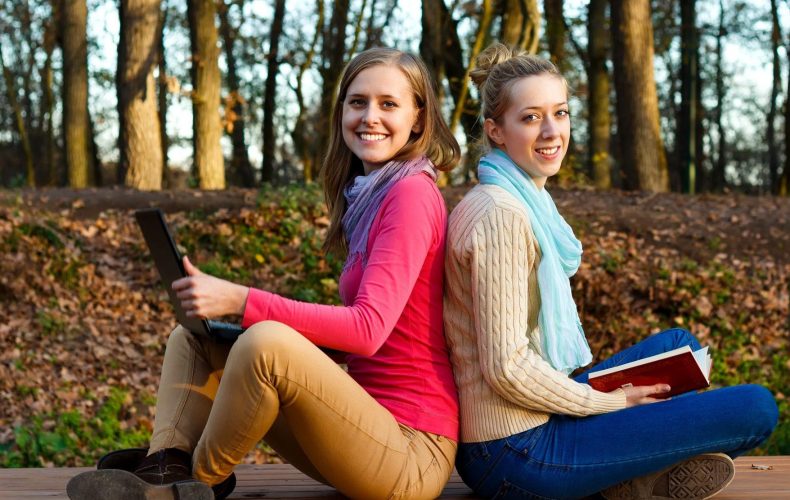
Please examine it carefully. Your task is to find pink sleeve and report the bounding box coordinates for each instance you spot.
[241,176,442,356]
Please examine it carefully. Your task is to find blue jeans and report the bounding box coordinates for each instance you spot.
[456,329,779,499]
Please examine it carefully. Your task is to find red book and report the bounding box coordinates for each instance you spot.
[587,345,712,399]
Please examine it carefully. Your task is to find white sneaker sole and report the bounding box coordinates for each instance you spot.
[601,453,735,499]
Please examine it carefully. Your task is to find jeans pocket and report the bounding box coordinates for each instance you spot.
[456,442,491,471]
[504,424,546,457]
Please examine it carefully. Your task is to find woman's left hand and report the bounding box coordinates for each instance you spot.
[172,256,250,319]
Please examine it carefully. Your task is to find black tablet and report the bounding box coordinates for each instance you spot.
[134,208,213,336]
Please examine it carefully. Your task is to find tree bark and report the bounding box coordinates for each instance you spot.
[62,0,91,187]
[293,0,324,182]
[677,0,698,194]
[364,0,396,49]
[544,0,565,71]
[450,0,493,134]
[0,47,35,187]
[42,8,57,185]
[19,1,38,137]
[783,17,790,196]
[428,1,479,183]
[610,0,668,192]
[768,0,781,195]
[316,0,350,173]
[587,0,610,189]
[218,0,255,187]
[158,1,170,187]
[347,0,369,60]
[188,0,225,189]
[711,0,726,193]
[499,0,540,54]
[118,0,164,190]
[261,0,286,184]
[421,0,447,103]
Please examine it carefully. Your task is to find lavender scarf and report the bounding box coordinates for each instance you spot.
[342,156,437,270]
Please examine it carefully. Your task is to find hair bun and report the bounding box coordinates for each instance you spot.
[470,43,522,90]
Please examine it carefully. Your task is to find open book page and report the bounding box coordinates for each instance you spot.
[692,346,712,379]
[589,345,695,378]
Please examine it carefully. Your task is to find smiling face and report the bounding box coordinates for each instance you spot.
[341,65,422,174]
[484,74,570,189]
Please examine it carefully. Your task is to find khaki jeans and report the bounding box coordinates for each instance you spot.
[148,321,457,499]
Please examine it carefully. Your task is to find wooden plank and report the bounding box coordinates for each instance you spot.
[0,456,787,499]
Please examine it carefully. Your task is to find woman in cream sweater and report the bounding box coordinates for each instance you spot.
[443,43,778,500]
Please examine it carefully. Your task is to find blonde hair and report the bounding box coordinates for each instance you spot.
[321,47,460,254]
[470,43,566,147]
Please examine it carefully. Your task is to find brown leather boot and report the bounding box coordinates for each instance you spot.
[133,448,194,485]
[94,447,236,500]
[66,468,213,500]
[67,447,236,500]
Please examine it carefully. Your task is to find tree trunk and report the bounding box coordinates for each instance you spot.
[118,0,164,190]
[19,1,38,138]
[694,64,705,193]
[62,0,91,187]
[0,48,35,187]
[421,0,449,106]
[544,0,565,71]
[41,9,57,185]
[261,0,286,184]
[429,0,479,183]
[158,1,170,187]
[218,0,255,187]
[188,0,225,189]
[316,0,350,173]
[610,0,668,192]
[587,0,610,189]
[711,0,726,193]
[783,19,790,196]
[347,0,369,61]
[768,0,781,195]
[677,0,698,194]
[293,0,324,182]
[364,0,396,49]
[499,0,540,54]
[450,0,493,134]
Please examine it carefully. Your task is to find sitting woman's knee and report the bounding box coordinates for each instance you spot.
[234,321,302,357]
[659,327,696,348]
[167,325,194,348]
[741,385,779,434]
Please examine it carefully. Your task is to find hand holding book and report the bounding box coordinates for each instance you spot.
[619,383,672,407]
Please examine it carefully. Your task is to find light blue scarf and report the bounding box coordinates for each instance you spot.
[342,156,436,270]
[478,149,591,374]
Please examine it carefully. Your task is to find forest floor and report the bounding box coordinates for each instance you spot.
[0,185,788,467]
[5,184,789,263]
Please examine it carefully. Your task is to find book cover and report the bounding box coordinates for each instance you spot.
[587,345,711,399]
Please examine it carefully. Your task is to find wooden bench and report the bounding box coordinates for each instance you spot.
[1,456,787,499]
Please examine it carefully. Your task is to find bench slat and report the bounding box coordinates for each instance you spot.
[0,456,787,499]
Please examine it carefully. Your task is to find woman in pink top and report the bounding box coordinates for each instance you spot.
[68,48,461,500]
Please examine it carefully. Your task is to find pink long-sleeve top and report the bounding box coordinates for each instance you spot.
[241,174,460,440]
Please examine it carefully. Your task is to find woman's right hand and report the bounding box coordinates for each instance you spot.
[617,384,672,407]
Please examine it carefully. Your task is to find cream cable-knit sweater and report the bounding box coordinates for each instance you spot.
[444,184,627,443]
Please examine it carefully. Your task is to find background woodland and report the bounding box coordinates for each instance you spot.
[2,0,790,194]
[0,0,788,468]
